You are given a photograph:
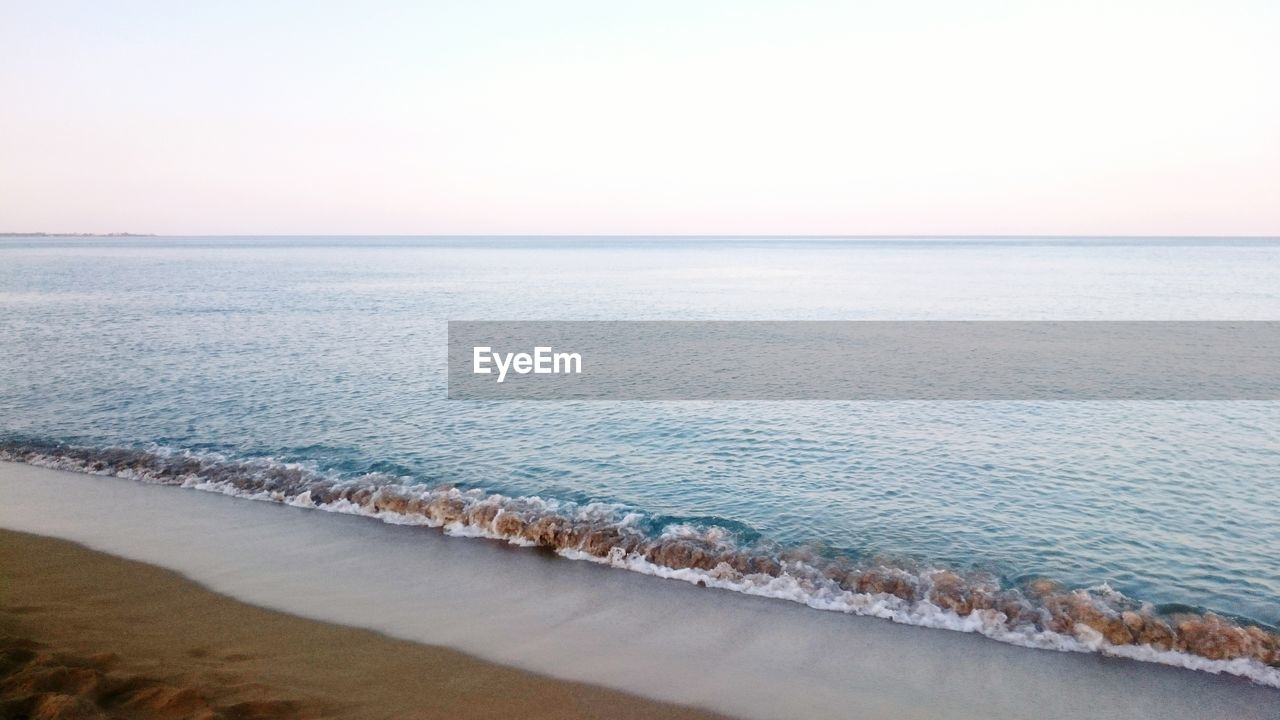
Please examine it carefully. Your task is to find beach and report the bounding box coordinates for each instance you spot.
[5,0,1277,714]
[0,527,722,720]
[2,461,1276,720]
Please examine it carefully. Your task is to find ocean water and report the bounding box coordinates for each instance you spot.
[2,236,1278,684]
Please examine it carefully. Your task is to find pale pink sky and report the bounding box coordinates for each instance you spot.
[1,1,1277,236]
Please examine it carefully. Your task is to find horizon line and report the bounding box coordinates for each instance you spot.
[4,233,1280,240]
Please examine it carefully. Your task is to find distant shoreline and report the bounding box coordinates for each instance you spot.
[0,232,155,237]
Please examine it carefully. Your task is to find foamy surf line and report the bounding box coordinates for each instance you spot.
[2,441,1277,688]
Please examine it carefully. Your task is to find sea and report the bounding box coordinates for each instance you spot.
[1,235,1278,689]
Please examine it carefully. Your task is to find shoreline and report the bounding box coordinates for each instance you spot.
[3,443,1276,689]
[0,528,724,720]
[2,460,1275,719]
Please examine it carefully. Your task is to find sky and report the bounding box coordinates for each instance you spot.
[1,0,1277,236]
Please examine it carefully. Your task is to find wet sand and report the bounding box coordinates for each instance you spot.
[0,529,723,720]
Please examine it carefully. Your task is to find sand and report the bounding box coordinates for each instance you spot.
[0,529,724,720]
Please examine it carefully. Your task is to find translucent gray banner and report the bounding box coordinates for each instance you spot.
[447,321,1280,400]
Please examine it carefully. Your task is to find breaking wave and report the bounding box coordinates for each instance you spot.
[2,440,1277,688]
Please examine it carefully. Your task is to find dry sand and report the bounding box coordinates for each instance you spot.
[0,528,724,720]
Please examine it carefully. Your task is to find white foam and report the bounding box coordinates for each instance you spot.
[555,547,1280,687]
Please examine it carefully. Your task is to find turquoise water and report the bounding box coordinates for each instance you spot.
[1,236,1278,637]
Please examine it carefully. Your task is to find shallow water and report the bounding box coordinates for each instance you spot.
[1,236,1278,676]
